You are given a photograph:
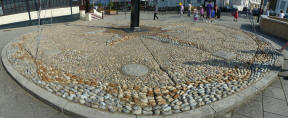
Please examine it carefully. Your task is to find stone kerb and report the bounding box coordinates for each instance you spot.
[1,32,283,118]
[260,15,288,41]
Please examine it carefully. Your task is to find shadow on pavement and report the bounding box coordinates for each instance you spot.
[0,14,80,30]
[239,49,282,56]
[183,59,281,71]
[240,24,287,50]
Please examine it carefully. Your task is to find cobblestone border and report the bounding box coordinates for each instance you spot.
[1,33,283,118]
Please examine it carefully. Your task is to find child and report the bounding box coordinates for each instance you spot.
[211,9,216,22]
[180,4,184,16]
[233,9,239,22]
[200,6,204,20]
[188,4,192,17]
[280,10,285,18]
[194,8,199,22]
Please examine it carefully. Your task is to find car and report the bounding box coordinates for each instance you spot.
[220,6,232,12]
[242,7,250,14]
[252,8,260,16]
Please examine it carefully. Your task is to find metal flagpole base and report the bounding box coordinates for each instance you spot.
[130,27,141,32]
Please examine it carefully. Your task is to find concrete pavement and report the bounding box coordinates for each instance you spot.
[0,26,69,118]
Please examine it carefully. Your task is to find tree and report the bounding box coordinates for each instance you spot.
[109,2,113,10]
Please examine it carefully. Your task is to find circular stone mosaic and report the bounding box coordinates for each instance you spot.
[6,19,280,115]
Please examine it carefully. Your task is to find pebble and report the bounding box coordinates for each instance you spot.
[143,107,152,111]
[161,110,172,115]
[154,109,161,115]
[172,110,181,114]
[172,105,180,110]
[181,106,191,111]
[142,110,153,115]
[122,109,131,114]
[132,109,142,115]
[162,106,171,111]
[79,99,85,104]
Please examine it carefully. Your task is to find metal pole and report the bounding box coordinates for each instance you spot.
[70,0,73,15]
[36,0,41,59]
[25,0,32,22]
[38,0,41,26]
[35,0,39,11]
[1,0,6,15]
[50,0,53,24]
[130,0,140,31]
[257,0,264,22]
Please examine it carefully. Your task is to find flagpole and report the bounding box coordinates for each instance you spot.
[36,0,41,59]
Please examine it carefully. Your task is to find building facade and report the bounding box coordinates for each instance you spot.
[275,0,288,14]
[229,0,261,11]
[0,0,79,16]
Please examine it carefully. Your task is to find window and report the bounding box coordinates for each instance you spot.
[280,1,286,9]
[0,7,3,16]
[0,0,3,15]
[0,0,79,16]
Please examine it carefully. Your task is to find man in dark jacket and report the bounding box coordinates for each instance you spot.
[154,5,159,20]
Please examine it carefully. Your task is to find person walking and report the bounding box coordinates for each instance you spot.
[194,8,199,22]
[211,8,216,22]
[180,2,184,17]
[200,6,205,20]
[279,10,285,18]
[233,9,239,22]
[206,1,213,21]
[188,3,192,17]
[215,5,221,19]
[154,5,159,20]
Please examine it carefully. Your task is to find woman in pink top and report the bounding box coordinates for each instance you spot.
[200,6,204,19]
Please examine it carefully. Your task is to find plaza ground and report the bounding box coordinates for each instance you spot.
[0,13,287,118]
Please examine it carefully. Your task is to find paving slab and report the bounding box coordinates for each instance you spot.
[232,113,250,118]
[263,96,288,116]
[280,77,288,104]
[263,86,286,100]
[278,60,288,77]
[252,71,278,91]
[269,78,282,88]
[251,92,263,102]
[136,105,215,118]
[264,112,288,118]
[212,50,236,60]
[234,100,263,118]
[122,64,149,76]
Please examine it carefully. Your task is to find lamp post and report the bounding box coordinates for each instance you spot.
[130,0,140,31]
[257,0,264,22]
